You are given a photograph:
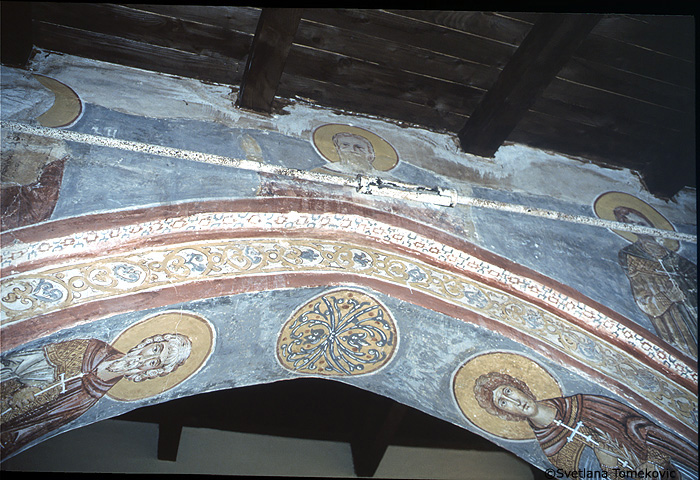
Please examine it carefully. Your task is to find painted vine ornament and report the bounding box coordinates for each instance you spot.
[277,289,397,376]
[1,54,698,477]
[454,352,699,478]
[1,210,696,433]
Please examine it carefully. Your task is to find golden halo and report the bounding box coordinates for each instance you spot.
[593,191,679,251]
[312,123,399,171]
[33,74,83,128]
[107,311,215,402]
[452,352,562,440]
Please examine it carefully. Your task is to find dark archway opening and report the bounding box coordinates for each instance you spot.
[116,378,544,477]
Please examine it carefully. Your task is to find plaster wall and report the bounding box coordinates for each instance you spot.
[1,51,697,476]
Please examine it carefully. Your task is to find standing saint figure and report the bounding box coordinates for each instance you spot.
[613,206,698,357]
[474,371,698,479]
[0,333,192,459]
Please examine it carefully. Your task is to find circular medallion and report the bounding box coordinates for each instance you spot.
[107,311,215,401]
[312,124,399,172]
[277,289,398,376]
[593,191,679,251]
[452,352,561,440]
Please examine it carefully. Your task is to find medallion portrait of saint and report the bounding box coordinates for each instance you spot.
[0,311,214,459]
[594,192,698,358]
[453,352,698,479]
[312,124,399,176]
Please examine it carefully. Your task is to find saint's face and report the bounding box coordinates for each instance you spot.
[618,210,653,228]
[129,340,172,373]
[109,340,174,376]
[337,137,369,155]
[333,134,374,167]
[617,210,671,250]
[624,214,651,227]
[492,384,538,418]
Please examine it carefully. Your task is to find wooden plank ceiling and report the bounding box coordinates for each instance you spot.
[6,5,696,198]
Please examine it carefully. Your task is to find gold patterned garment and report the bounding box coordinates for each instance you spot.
[619,239,698,357]
[44,339,91,378]
[1,339,89,423]
[0,339,121,459]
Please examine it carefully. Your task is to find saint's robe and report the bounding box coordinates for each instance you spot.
[530,394,698,479]
[1,338,121,459]
[619,239,698,358]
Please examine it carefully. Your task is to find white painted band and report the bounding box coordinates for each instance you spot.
[2,120,695,244]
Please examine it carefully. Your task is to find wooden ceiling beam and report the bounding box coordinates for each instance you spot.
[157,421,183,462]
[237,8,303,112]
[351,397,408,477]
[1,2,34,67]
[458,14,600,157]
[641,132,696,199]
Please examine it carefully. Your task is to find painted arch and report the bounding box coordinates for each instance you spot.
[0,62,697,477]
[1,198,697,472]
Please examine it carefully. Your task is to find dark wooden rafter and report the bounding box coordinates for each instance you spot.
[1,1,34,67]
[237,8,303,112]
[458,14,601,157]
[351,397,409,477]
[157,421,183,462]
[23,6,696,195]
[640,132,696,200]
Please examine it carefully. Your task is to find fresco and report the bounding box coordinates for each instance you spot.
[0,74,80,229]
[0,154,65,230]
[312,123,399,175]
[0,56,697,476]
[454,352,699,479]
[277,289,398,376]
[0,311,214,459]
[1,204,695,434]
[595,192,698,358]
[31,74,83,129]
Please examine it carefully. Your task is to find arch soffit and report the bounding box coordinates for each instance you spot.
[1,197,697,439]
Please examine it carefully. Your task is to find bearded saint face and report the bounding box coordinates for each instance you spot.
[331,132,375,170]
[106,333,192,382]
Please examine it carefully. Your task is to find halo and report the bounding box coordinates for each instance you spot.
[452,352,562,440]
[593,191,679,251]
[33,74,83,128]
[312,123,399,171]
[107,311,215,401]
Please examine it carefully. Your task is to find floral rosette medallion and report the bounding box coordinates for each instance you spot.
[277,289,398,376]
